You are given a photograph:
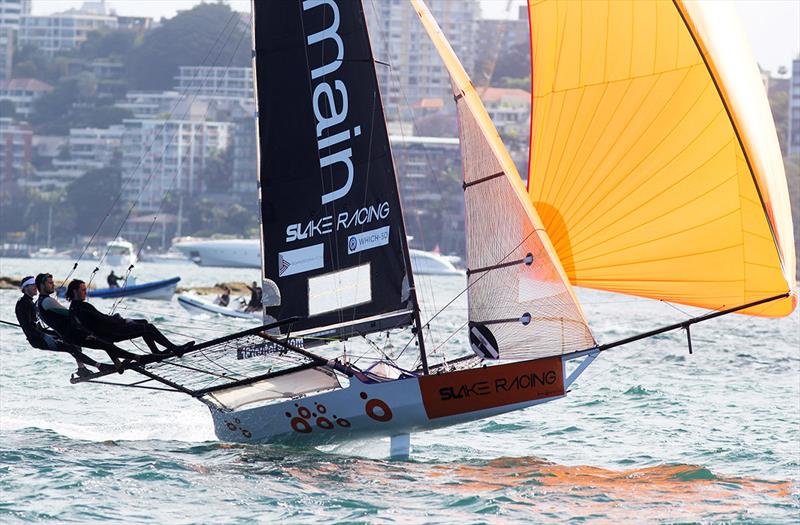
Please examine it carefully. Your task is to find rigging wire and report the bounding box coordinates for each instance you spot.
[92,13,249,283]
[365,0,446,339]
[60,10,243,287]
[103,14,252,314]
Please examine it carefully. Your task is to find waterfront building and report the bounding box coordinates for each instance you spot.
[477,87,530,138]
[0,0,29,30]
[0,27,12,80]
[69,125,123,164]
[0,116,32,191]
[390,134,464,255]
[116,91,183,119]
[116,15,152,32]
[230,106,256,196]
[120,118,230,212]
[174,66,253,101]
[14,126,121,191]
[789,56,800,157]
[364,0,478,120]
[0,77,53,118]
[18,10,117,56]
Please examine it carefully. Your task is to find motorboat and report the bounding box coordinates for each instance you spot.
[173,238,463,275]
[105,238,137,268]
[177,293,261,320]
[57,276,180,301]
[172,238,260,268]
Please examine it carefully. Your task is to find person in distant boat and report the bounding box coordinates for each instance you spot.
[107,270,121,288]
[245,281,262,312]
[35,273,140,367]
[15,276,115,378]
[66,279,193,356]
[215,285,231,307]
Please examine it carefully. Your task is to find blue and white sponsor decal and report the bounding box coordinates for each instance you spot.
[347,226,390,255]
[278,243,324,277]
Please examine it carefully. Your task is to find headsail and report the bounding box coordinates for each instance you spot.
[526,0,797,317]
[412,0,596,360]
[253,0,415,339]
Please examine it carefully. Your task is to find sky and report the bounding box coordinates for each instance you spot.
[31,0,800,75]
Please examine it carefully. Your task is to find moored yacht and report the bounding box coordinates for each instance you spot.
[172,238,463,275]
[105,238,137,268]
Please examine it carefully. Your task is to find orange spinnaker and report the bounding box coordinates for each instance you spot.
[527,0,796,316]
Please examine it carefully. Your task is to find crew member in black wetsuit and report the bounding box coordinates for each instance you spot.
[35,273,140,367]
[14,276,114,377]
[66,279,193,355]
[245,281,262,312]
[107,270,121,288]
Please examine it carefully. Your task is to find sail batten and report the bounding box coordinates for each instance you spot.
[527,0,797,317]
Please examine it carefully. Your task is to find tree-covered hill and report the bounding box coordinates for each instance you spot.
[126,3,250,90]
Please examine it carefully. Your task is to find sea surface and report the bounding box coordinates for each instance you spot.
[0,256,798,524]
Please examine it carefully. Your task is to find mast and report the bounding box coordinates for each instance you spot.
[398,228,429,375]
[363,4,429,375]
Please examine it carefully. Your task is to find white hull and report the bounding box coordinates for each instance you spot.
[173,239,261,268]
[126,282,178,300]
[173,239,463,275]
[177,294,261,320]
[209,356,569,446]
[210,373,563,446]
[105,254,136,268]
[105,239,137,268]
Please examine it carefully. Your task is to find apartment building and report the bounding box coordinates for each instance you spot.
[19,10,117,56]
[0,77,53,117]
[120,118,229,212]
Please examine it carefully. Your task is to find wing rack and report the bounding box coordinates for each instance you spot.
[69,319,331,398]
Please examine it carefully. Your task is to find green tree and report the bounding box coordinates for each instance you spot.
[201,148,233,193]
[0,99,17,120]
[126,3,250,90]
[77,29,137,60]
[491,41,530,85]
[12,45,66,83]
[79,106,133,128]
[65,167,123,236]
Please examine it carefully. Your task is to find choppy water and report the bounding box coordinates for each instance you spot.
[1,257,798,523]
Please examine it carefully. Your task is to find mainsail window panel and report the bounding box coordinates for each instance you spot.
[308,263,372,316]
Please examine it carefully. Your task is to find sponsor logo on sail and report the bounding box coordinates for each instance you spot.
[278,243,324,277]
[347,226,390,254]
[285,201,390,243]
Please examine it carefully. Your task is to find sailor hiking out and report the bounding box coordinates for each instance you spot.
[35,273,141,368]
[15,275,115,377]
[65,279,194,356]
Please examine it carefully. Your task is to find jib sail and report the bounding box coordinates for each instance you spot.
[253,0,414,339]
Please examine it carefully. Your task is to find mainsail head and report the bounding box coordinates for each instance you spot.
[412,0,596,361]
[526,0,797,317]
[252,0,415,339]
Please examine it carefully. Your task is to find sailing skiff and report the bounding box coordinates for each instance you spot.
[71,0,796,458]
